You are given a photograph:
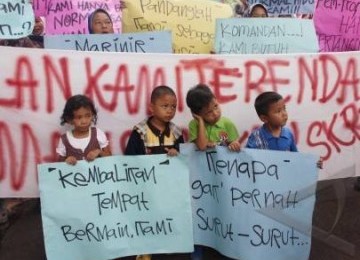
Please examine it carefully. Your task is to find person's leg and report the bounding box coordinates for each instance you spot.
[136,254,151,260]
[191,245,203,260]
[0,199,9,236]
[354,177,360,191]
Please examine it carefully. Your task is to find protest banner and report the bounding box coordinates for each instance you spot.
[314,0,360,52]
[215,18,318,54]
[247,0,315,14]
[32,0,46,16]
[38,154,193,260]
[0,47,360,197]
[0,0,34,39]
[39,0,122,34]
[122,0,233,54]
[44,31,173,53]
[182,144,318,260]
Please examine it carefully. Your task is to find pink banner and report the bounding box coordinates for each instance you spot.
[314,0,360,52]
[32,0,46,16]
[43,0,122,34]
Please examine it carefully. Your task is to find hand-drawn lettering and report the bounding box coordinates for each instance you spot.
[191,179,222,202]
[250,224,300,248]
[231,188,298,209]
[134,218,174,236]
[205,150,279,183]
[133,17,167,31]
[61,222,132,242]
[176,24,214,45]
[47,1,73,14]
[77,1,109,12]
[58,164,156,189]
[93,190,150,215]
[196,208,234,241]
[74,38,146,53]
[0,1,25,15]
[3,57,38,109]
[139,0,212,22]
[307,102,360,160]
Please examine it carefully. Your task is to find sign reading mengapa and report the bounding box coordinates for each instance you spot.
[215,18,319,54]
[38,154,193,260]
[181,144,318,260]
[44,31,173,53]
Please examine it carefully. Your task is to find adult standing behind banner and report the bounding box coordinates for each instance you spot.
[233,0,249,17]
[0,12,45,239]
[247,3,268,17]
[32,16,45,36]
[0,16,45,48]
[28,16,45,48]
[88,8,115,34]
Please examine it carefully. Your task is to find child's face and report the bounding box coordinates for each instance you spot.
[199,98,221,125]
[261,99,288,128]
[150,94,177,124]
[91,12,114,34]
[32,17,44,36]
[251,6,267,17]
[69,107,93,133]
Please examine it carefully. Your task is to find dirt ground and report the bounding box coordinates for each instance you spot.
[1,177,360,260]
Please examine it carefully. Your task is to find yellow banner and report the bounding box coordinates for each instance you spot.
[122,0,232,54]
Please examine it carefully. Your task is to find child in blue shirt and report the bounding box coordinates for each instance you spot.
[246,91,323,168]
[246,91,297,151]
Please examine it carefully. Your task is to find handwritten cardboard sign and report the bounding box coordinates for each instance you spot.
[44,31,172,53]
[0,0,34,39]
[182,144,318,260]
[122,0,233,54]
[38,154,193,260]
[247,0,315,14]
[41,0,122,34]
[215,18,319,54]
[32,0,46,16]
[314,0,360,52]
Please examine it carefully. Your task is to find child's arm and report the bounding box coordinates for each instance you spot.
[317,157,323,169]
[58,154,77,165]
[228,140,241,151]
[64,156,77,165]
[85,145,111,161]
[124,130,146,155]
[165,148,178,156]
[225,119,241,152]
[165,134,185,156]
[192,113,213,150]
[85,128,112,161]
[56,138,78,165]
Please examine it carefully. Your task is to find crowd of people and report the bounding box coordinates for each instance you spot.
[0,0,314,51]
